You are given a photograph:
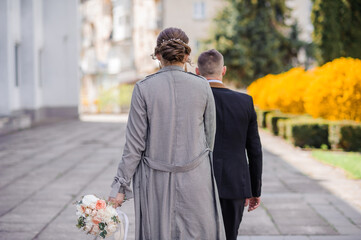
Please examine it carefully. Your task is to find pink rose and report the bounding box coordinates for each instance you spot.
[96,200,106,210]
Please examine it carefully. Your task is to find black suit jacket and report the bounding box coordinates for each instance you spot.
[210,82,262,199]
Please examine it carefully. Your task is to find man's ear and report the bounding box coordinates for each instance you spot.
[195,67,200,75]
[222,66,227,76]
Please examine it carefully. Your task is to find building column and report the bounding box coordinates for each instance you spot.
[0,0,10,115]
[19,0,44,120]
[41,0,79,118]
[0,0,22,116]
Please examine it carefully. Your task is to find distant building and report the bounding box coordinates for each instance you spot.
[162,0,313,69]
[0,0,79,135]
[287,0,313,43]
[162,0,225,70]
[111,0,159,78]
[286,0,314,67]
[80,0,113,113]
[80,0,159,114]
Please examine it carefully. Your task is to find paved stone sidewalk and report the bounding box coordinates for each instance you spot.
[0,119,360,240]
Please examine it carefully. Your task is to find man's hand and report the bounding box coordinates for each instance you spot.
[245,197,261,212]
[108,193,125,208]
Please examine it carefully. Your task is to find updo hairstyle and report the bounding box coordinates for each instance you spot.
[153,27,192,65]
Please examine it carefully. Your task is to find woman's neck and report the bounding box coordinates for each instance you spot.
[162,62,184,68]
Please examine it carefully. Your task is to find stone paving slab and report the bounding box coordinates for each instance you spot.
[238,236,361,240]
[0,119,360,240]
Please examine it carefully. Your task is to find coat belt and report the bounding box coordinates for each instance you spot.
[142,148,211,173]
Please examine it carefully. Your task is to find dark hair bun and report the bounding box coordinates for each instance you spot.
[154,28,191,64]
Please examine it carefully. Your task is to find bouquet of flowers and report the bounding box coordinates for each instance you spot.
[75,195,121,239]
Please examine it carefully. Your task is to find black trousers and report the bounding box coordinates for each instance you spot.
[219,198,246,240]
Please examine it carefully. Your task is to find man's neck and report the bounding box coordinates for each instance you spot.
[206,78,227,89]
[205,76,223,82]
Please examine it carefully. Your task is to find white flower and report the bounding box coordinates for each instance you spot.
[86,216,93,224]
[76,205,84,217]
[90,209,97,216]
[89,202,96,209]
[84,224,92,232]
[106,223,117,233]
[96,209,107,220]
[106,205,118,217]
[85,208,92,215]
[82,195,99,207]
[98,206,117,221]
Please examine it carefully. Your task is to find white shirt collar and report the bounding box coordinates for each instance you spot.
[207,79,223,84]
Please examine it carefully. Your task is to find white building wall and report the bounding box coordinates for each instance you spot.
[0,0,22,115]
[34,0,44,108]
[42,0,79,108]
[10,0,22,112]
[0,0,79,125]
[0,0,11,115]
[19,0,42,110]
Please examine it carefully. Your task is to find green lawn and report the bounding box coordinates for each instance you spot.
[312,150,361,179]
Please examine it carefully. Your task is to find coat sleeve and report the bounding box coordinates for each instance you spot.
[109,83,148,199]
[204,84,216,151]
[246,96,263,197]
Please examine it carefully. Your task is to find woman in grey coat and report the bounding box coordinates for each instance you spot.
[109,27,225,240]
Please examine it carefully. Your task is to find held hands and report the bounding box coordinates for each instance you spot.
[244,197,261,212]
[108,193,125,208]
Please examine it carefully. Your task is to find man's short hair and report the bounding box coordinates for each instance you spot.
[197,49,224,77]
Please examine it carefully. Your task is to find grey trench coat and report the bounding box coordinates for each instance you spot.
[110,65,225,240]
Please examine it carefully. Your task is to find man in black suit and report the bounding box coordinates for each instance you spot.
[196,49,263,240]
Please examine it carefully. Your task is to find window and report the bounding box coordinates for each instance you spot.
[14,44,20,87]
[193,2,206,20]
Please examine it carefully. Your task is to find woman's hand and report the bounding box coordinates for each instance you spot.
[108,193,125,208]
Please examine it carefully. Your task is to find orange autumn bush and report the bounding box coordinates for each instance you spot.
[304,58,361,121]
[248,57,361,122]
[248,67,313,114]
[247,73,277,110]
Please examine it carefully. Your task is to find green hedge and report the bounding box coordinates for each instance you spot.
[291,123,330,149]
[282,119,331,149]
[265,112,297,136]
[278,119,288,139]
[329,122,361,152]
[255,109,272,128]
[340,126,361,152]
[255,109,361,152]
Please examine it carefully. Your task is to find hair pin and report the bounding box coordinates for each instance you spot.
[161,38,188,45]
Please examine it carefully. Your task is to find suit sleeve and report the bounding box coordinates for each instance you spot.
[246,96,263,197]
[109,83,148,199]
[204,84,216,151]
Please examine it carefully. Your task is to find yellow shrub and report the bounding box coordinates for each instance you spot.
[247,57,361,122]
[247,73,277,110]
[304,58,361,122]
[248,67,312,114]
